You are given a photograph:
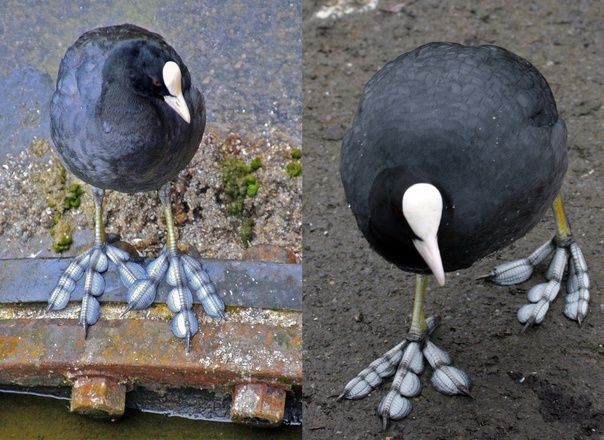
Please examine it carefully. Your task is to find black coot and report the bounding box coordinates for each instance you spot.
[339,42,589,427]
[48,24,224,351]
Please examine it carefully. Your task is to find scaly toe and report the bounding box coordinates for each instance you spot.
[340,315,470,426]
[431,365,472,396]
[515,244,568,330]
[126,248,223,350]
[106,245,146,287]
[48,244,113,335]
[423,340,471,396]
[378,390,412,427]
[171,310,200,354]
[47,249,93,311]
[77,246,112,332]
[124,251,169,313]
[564,241,589,323]
[80,288,100,328]
[181,253,225,318]
[482,238,555,285]
[517,300,550,330]
[339,339,411,400]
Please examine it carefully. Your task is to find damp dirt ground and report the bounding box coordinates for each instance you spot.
[302,1,604,439]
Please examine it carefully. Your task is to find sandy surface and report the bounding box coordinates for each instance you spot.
[303,0,603,439]
[0,128,301,263]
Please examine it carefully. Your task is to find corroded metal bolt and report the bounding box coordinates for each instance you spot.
[230,383,286,427]
[242,244,297,264]
[70,375,126,419]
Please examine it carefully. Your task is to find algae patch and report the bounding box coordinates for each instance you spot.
[45,157,83,253]
[290,148,302,160]
[50,219,73,252]
[286,149,302,178]
[220,155,262,247]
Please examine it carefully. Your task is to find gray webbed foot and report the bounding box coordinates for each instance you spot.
[339,316,471,429]
[484,235,589,332]
[48,243,146,336]
[125,246,225,352]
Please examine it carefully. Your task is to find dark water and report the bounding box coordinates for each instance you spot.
[0,392,301,439]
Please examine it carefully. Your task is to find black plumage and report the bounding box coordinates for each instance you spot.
[341,42,567,274]
[51,24,205,193]
[48,24,223,350]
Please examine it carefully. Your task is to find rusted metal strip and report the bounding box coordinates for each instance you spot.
[0,305,301,423]
[0,257,302,425]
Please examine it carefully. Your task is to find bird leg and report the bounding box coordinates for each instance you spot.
[124,182,225,352]
[47,187,146,337]
[339,274,471,429]
[483,194,589,332]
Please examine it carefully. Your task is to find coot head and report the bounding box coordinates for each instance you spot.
[101,39,191,123]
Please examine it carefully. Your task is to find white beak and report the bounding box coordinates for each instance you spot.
[412,236,445,286]
[163,61,191,124]
[403,183,446,286]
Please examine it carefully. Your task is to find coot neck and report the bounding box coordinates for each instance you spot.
[97,82,161,131]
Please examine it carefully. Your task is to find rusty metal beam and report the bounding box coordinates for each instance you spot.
[0,257,302,425]
[0,306,301,385]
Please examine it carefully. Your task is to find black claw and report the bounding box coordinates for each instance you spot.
[520,319,534,335]
[460,386,474,399]
[336,391,346,401]
[120,303,134,318]
[381,415,389,432]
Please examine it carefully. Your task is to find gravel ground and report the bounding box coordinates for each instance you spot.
[0,127,301,263]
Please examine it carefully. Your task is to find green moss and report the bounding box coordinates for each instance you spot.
[245,174,257,186]
[290,148,302,160]
[250,157,262,171]
[44,160,83,253]
[221,158,251,217]
[64,183,83,209]
[286,161,302,178]
[240,217,254,248]
[51,219,73,253]
[246,183,259,197]
[220,156,262,247]
[52,235,73,253]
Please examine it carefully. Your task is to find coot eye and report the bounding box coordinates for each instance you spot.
[152,78,161,87]
[393,205,405,220]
